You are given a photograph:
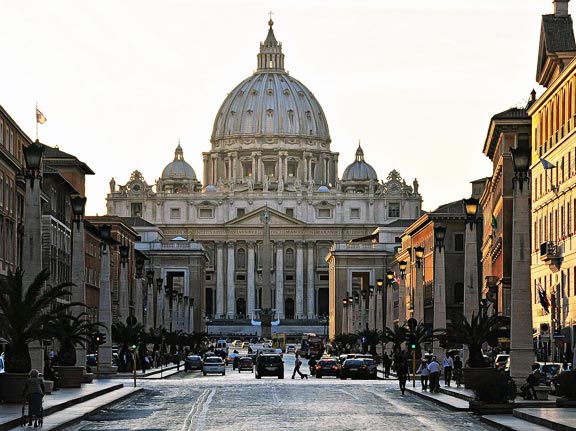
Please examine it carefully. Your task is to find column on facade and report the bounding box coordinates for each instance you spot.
[510,182,534,383]
[227,241,235,319]
[284,153,288,180]
[342,304,348,334]
[247,241,256,319]
[119,263,129,325]
[216,242,224,318]
[433,246,447,359]
[398,278,406,326]
[302,153,308,182]
[134,278,143,328]
[147,281,155,331]
[307,242,315,318]
[368,293,375,330]
[202,154,208,186]
[183,299,189,332]
[296,241,304,318]
[277,153,283,182]
[231,152,237,182]
[189,303,194,333]
[360,296,367,330]
[259,158,264,183]
[464,223,479,323]
[385,285,394,331]
[275,241,284,319]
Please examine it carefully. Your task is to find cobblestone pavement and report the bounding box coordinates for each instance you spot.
[63,357,497,431]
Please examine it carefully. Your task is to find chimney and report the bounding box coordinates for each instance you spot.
[554,0,570,16]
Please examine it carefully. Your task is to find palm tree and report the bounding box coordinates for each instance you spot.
[409,320,440,359]
[443,312,510,368]
[332,333,358,353]
[112,321,143,371]
[49,313,104,366]
[0,268,75,373]
[383,323,408,353]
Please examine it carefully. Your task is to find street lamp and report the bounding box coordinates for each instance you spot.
[510,145,531,188]
[414,246,425,268]
[23,139,44,188]
[99,224,112,253]
[70,195,87,231]
[376,279,384,292]
[463,197,479,229]
[353,291,360,303]
[342,298,348,306]
[369,285,374,296]
[398,261,407,279]
[146,270,155,286]
[119,244,129,267]
[434,225,447,252]
[386,270,394,288]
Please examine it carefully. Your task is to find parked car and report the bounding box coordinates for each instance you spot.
[231,340,243,347]
[537,362,564,385]
[238,356,254,373]
[184,355,203,372]
[255,354,284,379]
[203,356,226,376]
[285,344,296,354]
[340,358,375,380]
[241,341,250,349]
[494,354,509,370]
[315,358,340,378]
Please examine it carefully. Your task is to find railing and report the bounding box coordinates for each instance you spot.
[136,242,205,251]
[539,241,560,261]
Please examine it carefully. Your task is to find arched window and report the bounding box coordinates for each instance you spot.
[237,248,246,269]
[285,248,295,268]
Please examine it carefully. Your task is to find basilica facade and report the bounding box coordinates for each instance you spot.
[106,19,423,328]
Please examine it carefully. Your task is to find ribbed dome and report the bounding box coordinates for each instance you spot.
[342,145,378,182]
[211,20,330,143]
[161,145,196,180]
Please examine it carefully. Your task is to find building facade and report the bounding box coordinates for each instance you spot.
[106,21,422,332]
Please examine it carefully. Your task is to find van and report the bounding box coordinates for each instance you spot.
[216,339,228,350]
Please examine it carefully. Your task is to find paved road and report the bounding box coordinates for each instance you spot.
[63,354,496,431]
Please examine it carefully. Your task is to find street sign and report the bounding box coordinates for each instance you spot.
[126,315,137,327]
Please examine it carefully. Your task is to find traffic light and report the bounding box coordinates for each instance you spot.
[94,332,106,346]
[409,333,417,350]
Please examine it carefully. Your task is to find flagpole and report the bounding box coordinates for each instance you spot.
[35,102,38,141]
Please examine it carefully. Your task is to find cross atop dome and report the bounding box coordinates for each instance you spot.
[258,14,285,72]
[355,143,365,162]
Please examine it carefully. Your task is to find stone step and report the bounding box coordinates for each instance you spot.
[481,414,556,431]
[513,408,576,431]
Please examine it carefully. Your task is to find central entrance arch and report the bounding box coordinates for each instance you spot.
[285,298,294,319]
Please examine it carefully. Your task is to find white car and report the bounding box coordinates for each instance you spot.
[203,356,226,376]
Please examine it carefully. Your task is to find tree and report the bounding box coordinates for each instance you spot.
[49,313,103,366]
[112,321,143,371]
[0,268,76,373]
[357,329,381,355]
[442,312,510,368]
[383,324,408,353]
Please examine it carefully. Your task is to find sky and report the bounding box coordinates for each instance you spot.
[0,0,550,216]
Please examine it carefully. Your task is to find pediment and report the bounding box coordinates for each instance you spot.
[226,206,306,226]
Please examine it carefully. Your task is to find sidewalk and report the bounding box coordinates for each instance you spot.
[0,365,186,430]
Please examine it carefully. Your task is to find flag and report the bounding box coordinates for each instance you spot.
[537,282,550,314]
[540,157,555,170]
[394,272,401,285]
[491,215,497,229]
[36,108,47,124]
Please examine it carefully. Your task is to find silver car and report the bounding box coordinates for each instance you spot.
[203,356,226,376]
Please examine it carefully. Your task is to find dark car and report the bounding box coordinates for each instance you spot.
[361,358,378,380]
[184,355,203,371]
[255,354,284,379]
[315,358,340,378]
[238,356,254,373]
[340,358,374,380]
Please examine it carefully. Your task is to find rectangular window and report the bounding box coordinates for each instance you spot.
[350,208,360,219]
[131,203,142,217]
[236,274,246,281]
[317,208,331,218]
[170,208,181,219]
[285,274,294,281]
[199,208,214,218]
[454,233,464,252]
[206,274,212,281]
[285,208,294,217]
[236,208,245,217]
[388,203,400,218]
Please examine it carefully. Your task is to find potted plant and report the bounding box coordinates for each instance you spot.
[0,268,75,402]
[49,313,103,387]
[443,312,510,390]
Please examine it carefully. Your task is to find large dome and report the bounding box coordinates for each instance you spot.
[342,145,378,182]
[161,145,196,180]
[211,20,330,143]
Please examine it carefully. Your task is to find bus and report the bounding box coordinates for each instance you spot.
[272,333,286,351]
[300,333,324,358]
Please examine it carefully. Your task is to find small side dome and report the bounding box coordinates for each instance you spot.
[204,185,217,192]
[342,144,378,182]
[317,185,330,193]
[161,145,196,180]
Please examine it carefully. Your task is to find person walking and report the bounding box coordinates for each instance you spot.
[396,359,409,395]
[427,356,441,393]
[291,355,307,379]
[417,359,429,391]
[382,352,391,378]
[443,354,454,387]
[453,355,463,388]
[308,356,317,376]
[22,369,44,427]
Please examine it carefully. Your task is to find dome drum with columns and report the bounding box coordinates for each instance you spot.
[106,19,423,331]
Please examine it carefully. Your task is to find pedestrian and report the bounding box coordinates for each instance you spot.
[308,356,317,376]
[291,355,307,379]
[175,350,181,371]
[22,369,44,427]
[427,356,441,393]
[443,353,454,386]
[396,359,409,395]
[453,355,463,388]
[382,352,391,378]
[417,359,429,391]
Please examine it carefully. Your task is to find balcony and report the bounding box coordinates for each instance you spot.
[539,241,560,263]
